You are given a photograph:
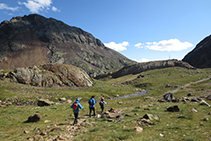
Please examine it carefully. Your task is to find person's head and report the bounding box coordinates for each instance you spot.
[101,97,104,100]
[76,98,80,101]
[91,96,95,98]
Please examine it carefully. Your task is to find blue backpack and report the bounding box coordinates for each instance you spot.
[88,99,93,105]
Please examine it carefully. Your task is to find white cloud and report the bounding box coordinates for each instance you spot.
[52,6,60,12]
[104,41,129,51]
[19,0,59,13]
[134,43,143,48]
[133,58,151,63]
[135,39,193,51]
[0,3,19,11]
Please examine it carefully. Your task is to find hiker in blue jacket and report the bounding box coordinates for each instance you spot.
[88,96,96,117]
[71,98,84,125]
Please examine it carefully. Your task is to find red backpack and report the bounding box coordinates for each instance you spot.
[73,102,78,110]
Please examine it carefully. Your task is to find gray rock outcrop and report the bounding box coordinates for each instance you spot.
[1,64,93,87]
[97,59,194,79]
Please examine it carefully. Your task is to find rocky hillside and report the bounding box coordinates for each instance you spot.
[96,59,194,79]
[182,34,211,68]
[0,64,93,87]
[0,14,136,77]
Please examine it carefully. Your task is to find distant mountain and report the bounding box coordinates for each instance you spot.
[0,14,136,77]
[182,35,211,68]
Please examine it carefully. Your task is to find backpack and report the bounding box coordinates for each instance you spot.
[88,99,92,105]
[99,101,104,106]
[73,102,78,110]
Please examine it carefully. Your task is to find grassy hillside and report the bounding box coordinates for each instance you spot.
[0,67,211,140]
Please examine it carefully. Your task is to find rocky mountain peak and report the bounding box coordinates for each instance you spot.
[0,14,136,77]
[182,34,211,68]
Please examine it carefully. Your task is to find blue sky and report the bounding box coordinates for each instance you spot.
[0,0,211,62]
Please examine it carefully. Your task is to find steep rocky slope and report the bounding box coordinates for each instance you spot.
[0,14,136,77]
[182,34,211,68]
[0,64,93,87]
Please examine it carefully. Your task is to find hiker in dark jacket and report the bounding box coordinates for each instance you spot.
[88,96,96,117]
[99,97,107,114]
[71,98,84,125]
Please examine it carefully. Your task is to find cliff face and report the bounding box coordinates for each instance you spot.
[0,14,136,77]
[182,35,211,68]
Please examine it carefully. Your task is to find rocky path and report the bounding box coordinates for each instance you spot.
[45,118,88,141]
[168,77,211,94]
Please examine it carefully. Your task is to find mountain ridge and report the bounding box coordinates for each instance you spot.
[0,14,136,77]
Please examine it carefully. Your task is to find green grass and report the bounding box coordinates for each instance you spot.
[0,67,211,140]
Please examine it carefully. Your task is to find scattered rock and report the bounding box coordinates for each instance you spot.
[187,93,193,97]
[172,98,179,102]
[199,100,210,107]
[190,97,199,102]
[203,118,209,121]
[143,114,159,121]
[118,101,123,104]
[24,130,30,134]
[160,133,164,137]
[137,118,154,127]
[191,108,198,112]
[50,127,62,132]
[37,99,54,106]
[166,84,171,88]
[27,113,42,122]
[206,94,211,101]
[103,108,125,120]
[44,120,51,123]
[134,127,143,133]
[59,97,66,101]
[167,105,179,112]
[158,99,165,102]
[178,115,186,118]
[137,74,145,78]
[67,99,72,104]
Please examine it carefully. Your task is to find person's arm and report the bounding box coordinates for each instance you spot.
[71,103,74,108]
[78,103,84,109]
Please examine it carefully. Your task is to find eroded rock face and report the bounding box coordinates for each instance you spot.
[1,64,93,87]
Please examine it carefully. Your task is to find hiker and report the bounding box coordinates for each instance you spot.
[164,93,170,101]
[99,97,107,114]
[170,93,174,100]
[71,98,84,125]
[88,96,96,117]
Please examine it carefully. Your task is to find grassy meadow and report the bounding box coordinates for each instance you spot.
[0,67,211,141]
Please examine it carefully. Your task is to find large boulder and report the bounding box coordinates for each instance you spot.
[27,113,42,122]
[167,105,180,112]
